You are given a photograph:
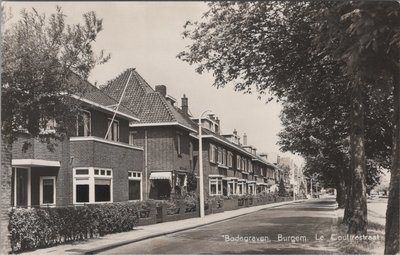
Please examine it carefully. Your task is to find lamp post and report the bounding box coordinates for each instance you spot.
[198,110,212,218]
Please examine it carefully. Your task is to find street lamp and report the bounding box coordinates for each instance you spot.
[198,110,212,218]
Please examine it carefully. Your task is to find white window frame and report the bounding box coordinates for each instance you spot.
[237,155,241,170]
[209,177,222,196]
[128,171,143,201]
[76,109,91,137]
[177,133,182,156]
[209,144,216,163]
[39,176,56,206]
[217,148,222,164]
[228,152,233,168]
[237,181,245,195]
[227,179,237,195]
[73,167,113,204]
[107,118,119,142]
[129,131,135,145]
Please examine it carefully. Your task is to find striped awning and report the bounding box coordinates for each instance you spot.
[149,171,172,181]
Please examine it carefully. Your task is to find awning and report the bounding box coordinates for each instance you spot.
[12,159,60,167]
[149,171,172,181]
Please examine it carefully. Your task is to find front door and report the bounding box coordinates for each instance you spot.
[15,168,28,207]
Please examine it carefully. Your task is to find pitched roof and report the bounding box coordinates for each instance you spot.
[101,68,154,116]
[101,68,197,131]
[70,73,138,120]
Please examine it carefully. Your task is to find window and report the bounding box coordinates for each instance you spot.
[209,177,222,196]
[217,148,223,164]
[73,168,113,204]
[129,131,136,145]
[209,144,216,163]
[227,179,237,195]
[77,110,91,137]
[177,133,182,156]
[249,160,253,173]
[242,158,246,171]
[128,171,142,201]
[40,176,56,206]
[237,156,241,170]
[107,119,119,142]
[237,181,245,195]
[222,149,226,165]
[189,142,193,170]
[228,152,233,168]
[248,183,255,195]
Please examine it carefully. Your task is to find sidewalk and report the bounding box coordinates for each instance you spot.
[23,199,306,255]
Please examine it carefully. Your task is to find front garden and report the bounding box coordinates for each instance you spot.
[9,191,292,253]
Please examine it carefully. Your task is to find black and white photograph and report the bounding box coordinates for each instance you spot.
[0,1,399,254]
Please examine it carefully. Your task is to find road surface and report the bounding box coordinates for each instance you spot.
[98,198,339,254]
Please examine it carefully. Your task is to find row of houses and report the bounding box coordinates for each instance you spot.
[11,68,284,207]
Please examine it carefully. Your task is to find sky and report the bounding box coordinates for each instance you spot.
[3,1,304,166]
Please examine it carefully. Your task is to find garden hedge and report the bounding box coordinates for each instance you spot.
[9,202,139,253]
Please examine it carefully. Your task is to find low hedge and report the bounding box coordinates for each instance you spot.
[9,202,139,253]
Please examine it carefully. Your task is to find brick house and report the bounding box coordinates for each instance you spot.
[192,114,280,198]
[101,68,198,200]
[11,78,144,207]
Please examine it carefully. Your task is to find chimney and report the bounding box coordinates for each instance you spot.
[233,129,237,135]
[260,153,268,161]
[181,94,188,115]
[243,133,247,146]
[252,148,257,155]
[155,85,167,97]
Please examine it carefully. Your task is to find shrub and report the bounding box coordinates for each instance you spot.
[9,202,139,253]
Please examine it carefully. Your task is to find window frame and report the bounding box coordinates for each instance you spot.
[76,109,91,137]
[128,171,142,201]
[39,176,56,206]
[73,167,113,204]
[107,118,120,142]
[209,177,222,196]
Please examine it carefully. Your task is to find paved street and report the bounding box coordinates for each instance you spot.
[98,198,339,254]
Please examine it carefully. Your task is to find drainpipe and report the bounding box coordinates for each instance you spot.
[145,128,148,200]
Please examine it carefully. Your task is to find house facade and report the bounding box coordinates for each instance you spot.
[11,79,144,207]
[101,68,198,200]
[192,114,281,198]
[11,67,287,208]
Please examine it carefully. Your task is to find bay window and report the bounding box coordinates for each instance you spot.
[73,167,113,204]
[209,177,222,196]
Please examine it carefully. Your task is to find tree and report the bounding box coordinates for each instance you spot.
[278,178,286,197]
[179,2,399,243]
[1,7,109,253]
[186,171,198,192]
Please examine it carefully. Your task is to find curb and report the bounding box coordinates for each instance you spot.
[84,199,307,254]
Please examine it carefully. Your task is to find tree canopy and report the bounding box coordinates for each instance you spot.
[1,7,110,146]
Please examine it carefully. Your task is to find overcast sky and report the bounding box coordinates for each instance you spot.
[4,1,303,166]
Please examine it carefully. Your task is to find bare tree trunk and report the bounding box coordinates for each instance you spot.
[336,173,346,209]
[347,79,368,235]
[385,68,400,255]
[1,134,12,254]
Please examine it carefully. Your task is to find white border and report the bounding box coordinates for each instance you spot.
[40,176,56,206]
[70,136,143,151]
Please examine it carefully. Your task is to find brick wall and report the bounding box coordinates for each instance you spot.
[130,126,194,199]
[70,139,143,202]
[1,136,12,254]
